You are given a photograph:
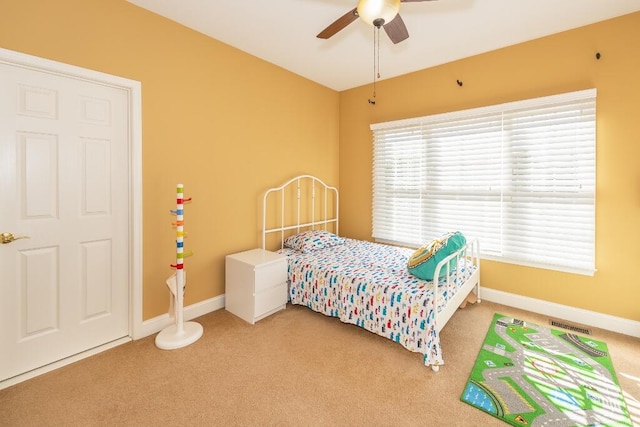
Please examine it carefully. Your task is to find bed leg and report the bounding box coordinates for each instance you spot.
[431,365,440,373]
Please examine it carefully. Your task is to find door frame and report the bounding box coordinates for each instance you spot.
[0,47,143,359]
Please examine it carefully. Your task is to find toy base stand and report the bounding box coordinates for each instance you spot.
[155,321,203,350]
[155,271,203,350]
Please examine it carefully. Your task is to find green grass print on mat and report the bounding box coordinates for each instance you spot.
[461,313,632,426]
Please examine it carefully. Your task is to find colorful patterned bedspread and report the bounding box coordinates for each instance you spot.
[277,239,477,367]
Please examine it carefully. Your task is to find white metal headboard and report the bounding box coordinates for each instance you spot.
[262,175,339,250]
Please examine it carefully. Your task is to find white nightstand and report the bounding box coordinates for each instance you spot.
[225,248,288,324]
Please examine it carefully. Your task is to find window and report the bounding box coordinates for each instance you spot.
[372,89,596,275]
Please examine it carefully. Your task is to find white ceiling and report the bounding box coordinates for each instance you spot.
[127,0,640,91]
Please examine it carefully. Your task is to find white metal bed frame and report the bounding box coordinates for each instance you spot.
[262,175,480,371]
[432,239,482,335]
[262,174,339,250]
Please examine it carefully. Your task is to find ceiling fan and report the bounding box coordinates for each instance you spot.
[317,0,437,44]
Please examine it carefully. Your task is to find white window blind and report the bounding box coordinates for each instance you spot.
[372,89,596,275]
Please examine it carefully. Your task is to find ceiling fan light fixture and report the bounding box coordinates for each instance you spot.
[357,0,400,27]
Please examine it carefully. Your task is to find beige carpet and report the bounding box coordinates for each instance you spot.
[1,301,639,426]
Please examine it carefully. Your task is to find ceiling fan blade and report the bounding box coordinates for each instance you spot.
[384,13,409,44]
[317,7,359,39]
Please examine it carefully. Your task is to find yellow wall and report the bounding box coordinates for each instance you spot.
[0,0,339,319]
[339,12,640,322]
[3,1,638,324]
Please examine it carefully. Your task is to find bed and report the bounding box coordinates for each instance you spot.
[262,175,481,371]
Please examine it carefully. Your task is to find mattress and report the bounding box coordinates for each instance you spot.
[277,238,477,367]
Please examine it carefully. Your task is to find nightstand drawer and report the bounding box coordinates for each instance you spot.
[225,248,288,324]
[255,282,287,319]
[254,261,287,293]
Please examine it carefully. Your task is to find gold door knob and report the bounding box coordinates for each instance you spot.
[1,232,30,244]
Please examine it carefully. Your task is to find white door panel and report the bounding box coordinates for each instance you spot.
[0,62,130,381]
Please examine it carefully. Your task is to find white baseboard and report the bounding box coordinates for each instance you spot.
[135,294,225,339]
[481,288,640,339]
[1,295,226,390]
[0,337,131,391]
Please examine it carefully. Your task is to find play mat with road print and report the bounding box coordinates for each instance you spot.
[461,313,632,426]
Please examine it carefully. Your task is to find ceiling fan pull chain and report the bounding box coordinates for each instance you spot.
[377,25,381,80]
[372,26,377,99]
[370,25,380,104]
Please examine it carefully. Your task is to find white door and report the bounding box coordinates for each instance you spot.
[0,61,130,382]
